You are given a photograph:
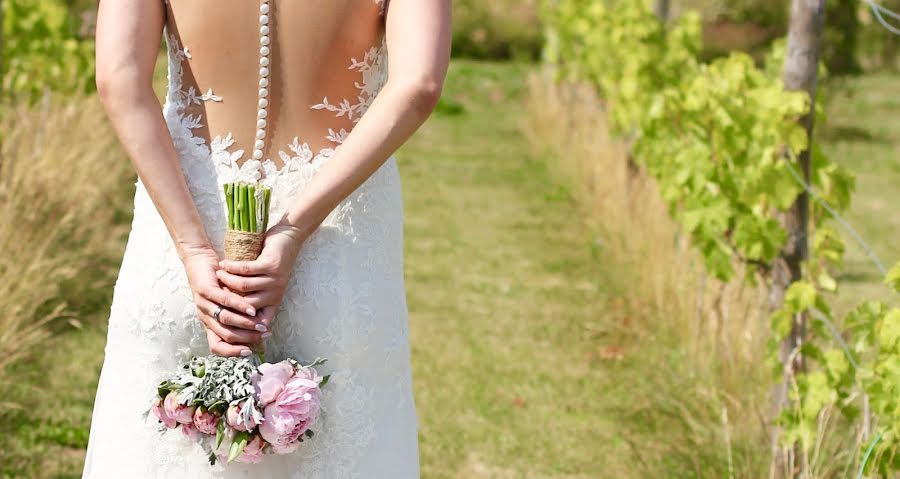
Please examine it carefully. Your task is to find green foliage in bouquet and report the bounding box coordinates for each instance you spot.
[151,355,329,465]
[224,182,271,233]
[1,0,95,102]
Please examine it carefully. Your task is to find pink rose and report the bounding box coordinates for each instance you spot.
[163,391,196,425]
[181,422,200,440]
[258,370,322,452]
[151,397,177,429]
[226,401,259,432]
[253,361,295,407]
[193,406,219,435]
[236,434,267,464]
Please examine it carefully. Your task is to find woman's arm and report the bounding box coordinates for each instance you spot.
[216,0,451,305]
[95,0,268,356]
[276,0,452,239]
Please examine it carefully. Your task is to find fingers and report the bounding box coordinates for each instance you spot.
[217,305,267,332]
[215,269,277,293]
[199,283,257,316]
[241,290,282,310]
[219,258,276,276]
[195,298,264,345]
[257,305,276,332]
[206,329,252,357]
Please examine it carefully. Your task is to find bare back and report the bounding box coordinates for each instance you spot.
[163,0,388,172]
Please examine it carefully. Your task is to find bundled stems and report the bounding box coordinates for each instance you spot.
[223,181,272,233]
[248,184,257,234]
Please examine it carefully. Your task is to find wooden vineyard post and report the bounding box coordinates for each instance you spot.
[770,1,826,477]
[654,0,670,23]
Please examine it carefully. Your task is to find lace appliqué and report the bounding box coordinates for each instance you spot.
[312,40,388,145]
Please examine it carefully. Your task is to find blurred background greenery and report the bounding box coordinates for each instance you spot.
[2,1,900,478]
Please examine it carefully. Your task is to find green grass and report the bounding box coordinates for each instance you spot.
[1,60,898,479]
[819,73,900,313]
[400,60,616,477]
[1,326,107,479]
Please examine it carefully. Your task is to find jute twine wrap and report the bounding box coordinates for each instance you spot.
[224,229,264,261]
[223,229,266,357]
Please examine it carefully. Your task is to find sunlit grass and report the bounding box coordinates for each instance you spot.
[0,93,133,475]
[819,73,900,313]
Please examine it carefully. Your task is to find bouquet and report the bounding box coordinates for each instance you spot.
[149,355,329,464]
[145,181,329,465]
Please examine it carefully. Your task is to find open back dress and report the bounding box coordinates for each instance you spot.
[81,1,420,477]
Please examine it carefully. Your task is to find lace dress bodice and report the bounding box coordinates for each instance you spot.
[162,0,389,185]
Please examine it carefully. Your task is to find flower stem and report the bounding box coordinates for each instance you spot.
[224,183,234,230]
[248,184,257,233]
[263,187,271,230]
[233,182,241,231]
[240,183,250,232]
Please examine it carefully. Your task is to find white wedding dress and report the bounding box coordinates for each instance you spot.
[82,1,420,477]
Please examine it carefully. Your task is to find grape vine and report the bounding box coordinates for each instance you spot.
[543,0,898,472]
[1,0,95,102]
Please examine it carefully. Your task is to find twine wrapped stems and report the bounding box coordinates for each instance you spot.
[222,181,273,358]
[223,181,272,259]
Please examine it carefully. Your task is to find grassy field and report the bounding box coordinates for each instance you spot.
[1,58,898,478]
[820,73,900,312]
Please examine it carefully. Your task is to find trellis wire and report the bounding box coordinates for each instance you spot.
[782,4,899,476]
[781,161,888,276]
[866,0,900,35]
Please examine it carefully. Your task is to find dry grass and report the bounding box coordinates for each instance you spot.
[524,68,776,477]
[0,93,132,409]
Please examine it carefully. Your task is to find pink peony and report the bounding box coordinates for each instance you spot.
[235,434,267,464]
[163,390,196,425]
[193,406,219,435]
[181,422,200,440]
[253,361,295,407]
[226,401,258,432]
[270,437,302,455]
[151,397,177,429]
[258,368,323,452]
[294,365,323,385]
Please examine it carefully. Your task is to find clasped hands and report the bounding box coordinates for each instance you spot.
[183,223,307,357]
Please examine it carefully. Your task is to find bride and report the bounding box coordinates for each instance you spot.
[80,0,450,477]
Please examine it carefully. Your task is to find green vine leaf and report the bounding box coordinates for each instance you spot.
[885,262,900,293]
[784,281,817,314]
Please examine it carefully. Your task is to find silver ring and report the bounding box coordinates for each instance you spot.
[212,305,224,321]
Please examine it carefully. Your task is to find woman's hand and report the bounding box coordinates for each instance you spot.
[215,223,306,316]
[181,246,271,356]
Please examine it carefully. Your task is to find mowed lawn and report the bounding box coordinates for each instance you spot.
[1,60,897,479]
[820,73,900,313]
